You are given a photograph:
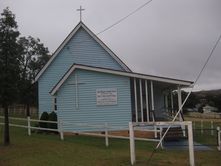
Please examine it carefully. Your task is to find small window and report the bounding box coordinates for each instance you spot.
[53,97,57,112]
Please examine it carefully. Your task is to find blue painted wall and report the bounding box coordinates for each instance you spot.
[56,69,132,131]
[38,26,126,115]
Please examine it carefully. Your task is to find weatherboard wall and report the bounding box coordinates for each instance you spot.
[38,27,125,115]
[56,69,132,131]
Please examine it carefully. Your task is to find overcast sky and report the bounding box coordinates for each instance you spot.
[1,0,221,91]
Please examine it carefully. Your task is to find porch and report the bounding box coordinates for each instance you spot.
[130,77,192,123]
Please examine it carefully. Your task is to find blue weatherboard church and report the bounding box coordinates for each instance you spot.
[34,21,193,132]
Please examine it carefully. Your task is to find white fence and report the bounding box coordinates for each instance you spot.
[193,120,217,136]
[218,127,221,151]
[1,116,221,165]
[129,121,195,166]
[0,105,38,117]
[0,116,163,147]
[128,121,221,166]
[0,116,63,138]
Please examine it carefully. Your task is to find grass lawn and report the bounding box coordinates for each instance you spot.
[0,125,221,166]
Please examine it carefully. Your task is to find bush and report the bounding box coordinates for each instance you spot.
[39,112,49,129]
[48,111,57,129]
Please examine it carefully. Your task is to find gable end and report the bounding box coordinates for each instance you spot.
[34,21,131,82]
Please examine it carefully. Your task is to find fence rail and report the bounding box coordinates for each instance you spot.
[0,122,28,129]
[0,105,37,117]
[1,116,220,166]
[0,116,162,147]
[192,120,221,136]
[7,117,28,121]
[1,116,220,152]
[29,119,58,124]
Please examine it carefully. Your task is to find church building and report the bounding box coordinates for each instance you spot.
[34,21,193,131]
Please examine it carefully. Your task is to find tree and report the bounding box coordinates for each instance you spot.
[18,36,50,115]
[0,7,22,145]
[182,91,199,109]
[0,7,50,145]
[18,36,50,82]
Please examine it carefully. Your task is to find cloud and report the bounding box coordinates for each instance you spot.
[1,0,221,90]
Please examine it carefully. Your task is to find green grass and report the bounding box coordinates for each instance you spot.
[0,126,221,166]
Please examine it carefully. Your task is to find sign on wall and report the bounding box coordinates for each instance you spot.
[96,88,117,106]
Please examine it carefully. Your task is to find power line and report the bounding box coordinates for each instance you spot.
[147,33,221,164]
[65,0,154,49]
[194,34,221,85]
[96,0,153,35]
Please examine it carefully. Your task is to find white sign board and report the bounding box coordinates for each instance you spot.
[96,88,117,106]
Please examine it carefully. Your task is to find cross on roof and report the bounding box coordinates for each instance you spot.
[77,6,85,21]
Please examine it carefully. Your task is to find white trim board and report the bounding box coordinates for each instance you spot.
[34,21,131,82]
[50,64,193,96]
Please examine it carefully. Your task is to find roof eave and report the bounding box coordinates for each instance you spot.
[50,64,193,96]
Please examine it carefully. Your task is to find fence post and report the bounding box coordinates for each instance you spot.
[187,121,195,166]
[129,122,135,165]
[211,121,214,136]
[105,122,109,147]
[27,116,31,136]
[217,127,221,151]
[160,126,163,149]
[201,120,203,135]
[59,119,64,140]
[193,121,195,132]
[154,126,157,138]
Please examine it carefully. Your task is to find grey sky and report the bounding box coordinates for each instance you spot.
[1,0,221,91]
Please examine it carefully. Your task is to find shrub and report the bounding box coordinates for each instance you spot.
[48,111,57,129]
[39,112,49,129]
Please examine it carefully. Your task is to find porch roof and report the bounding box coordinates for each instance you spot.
[50,64,193,95]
